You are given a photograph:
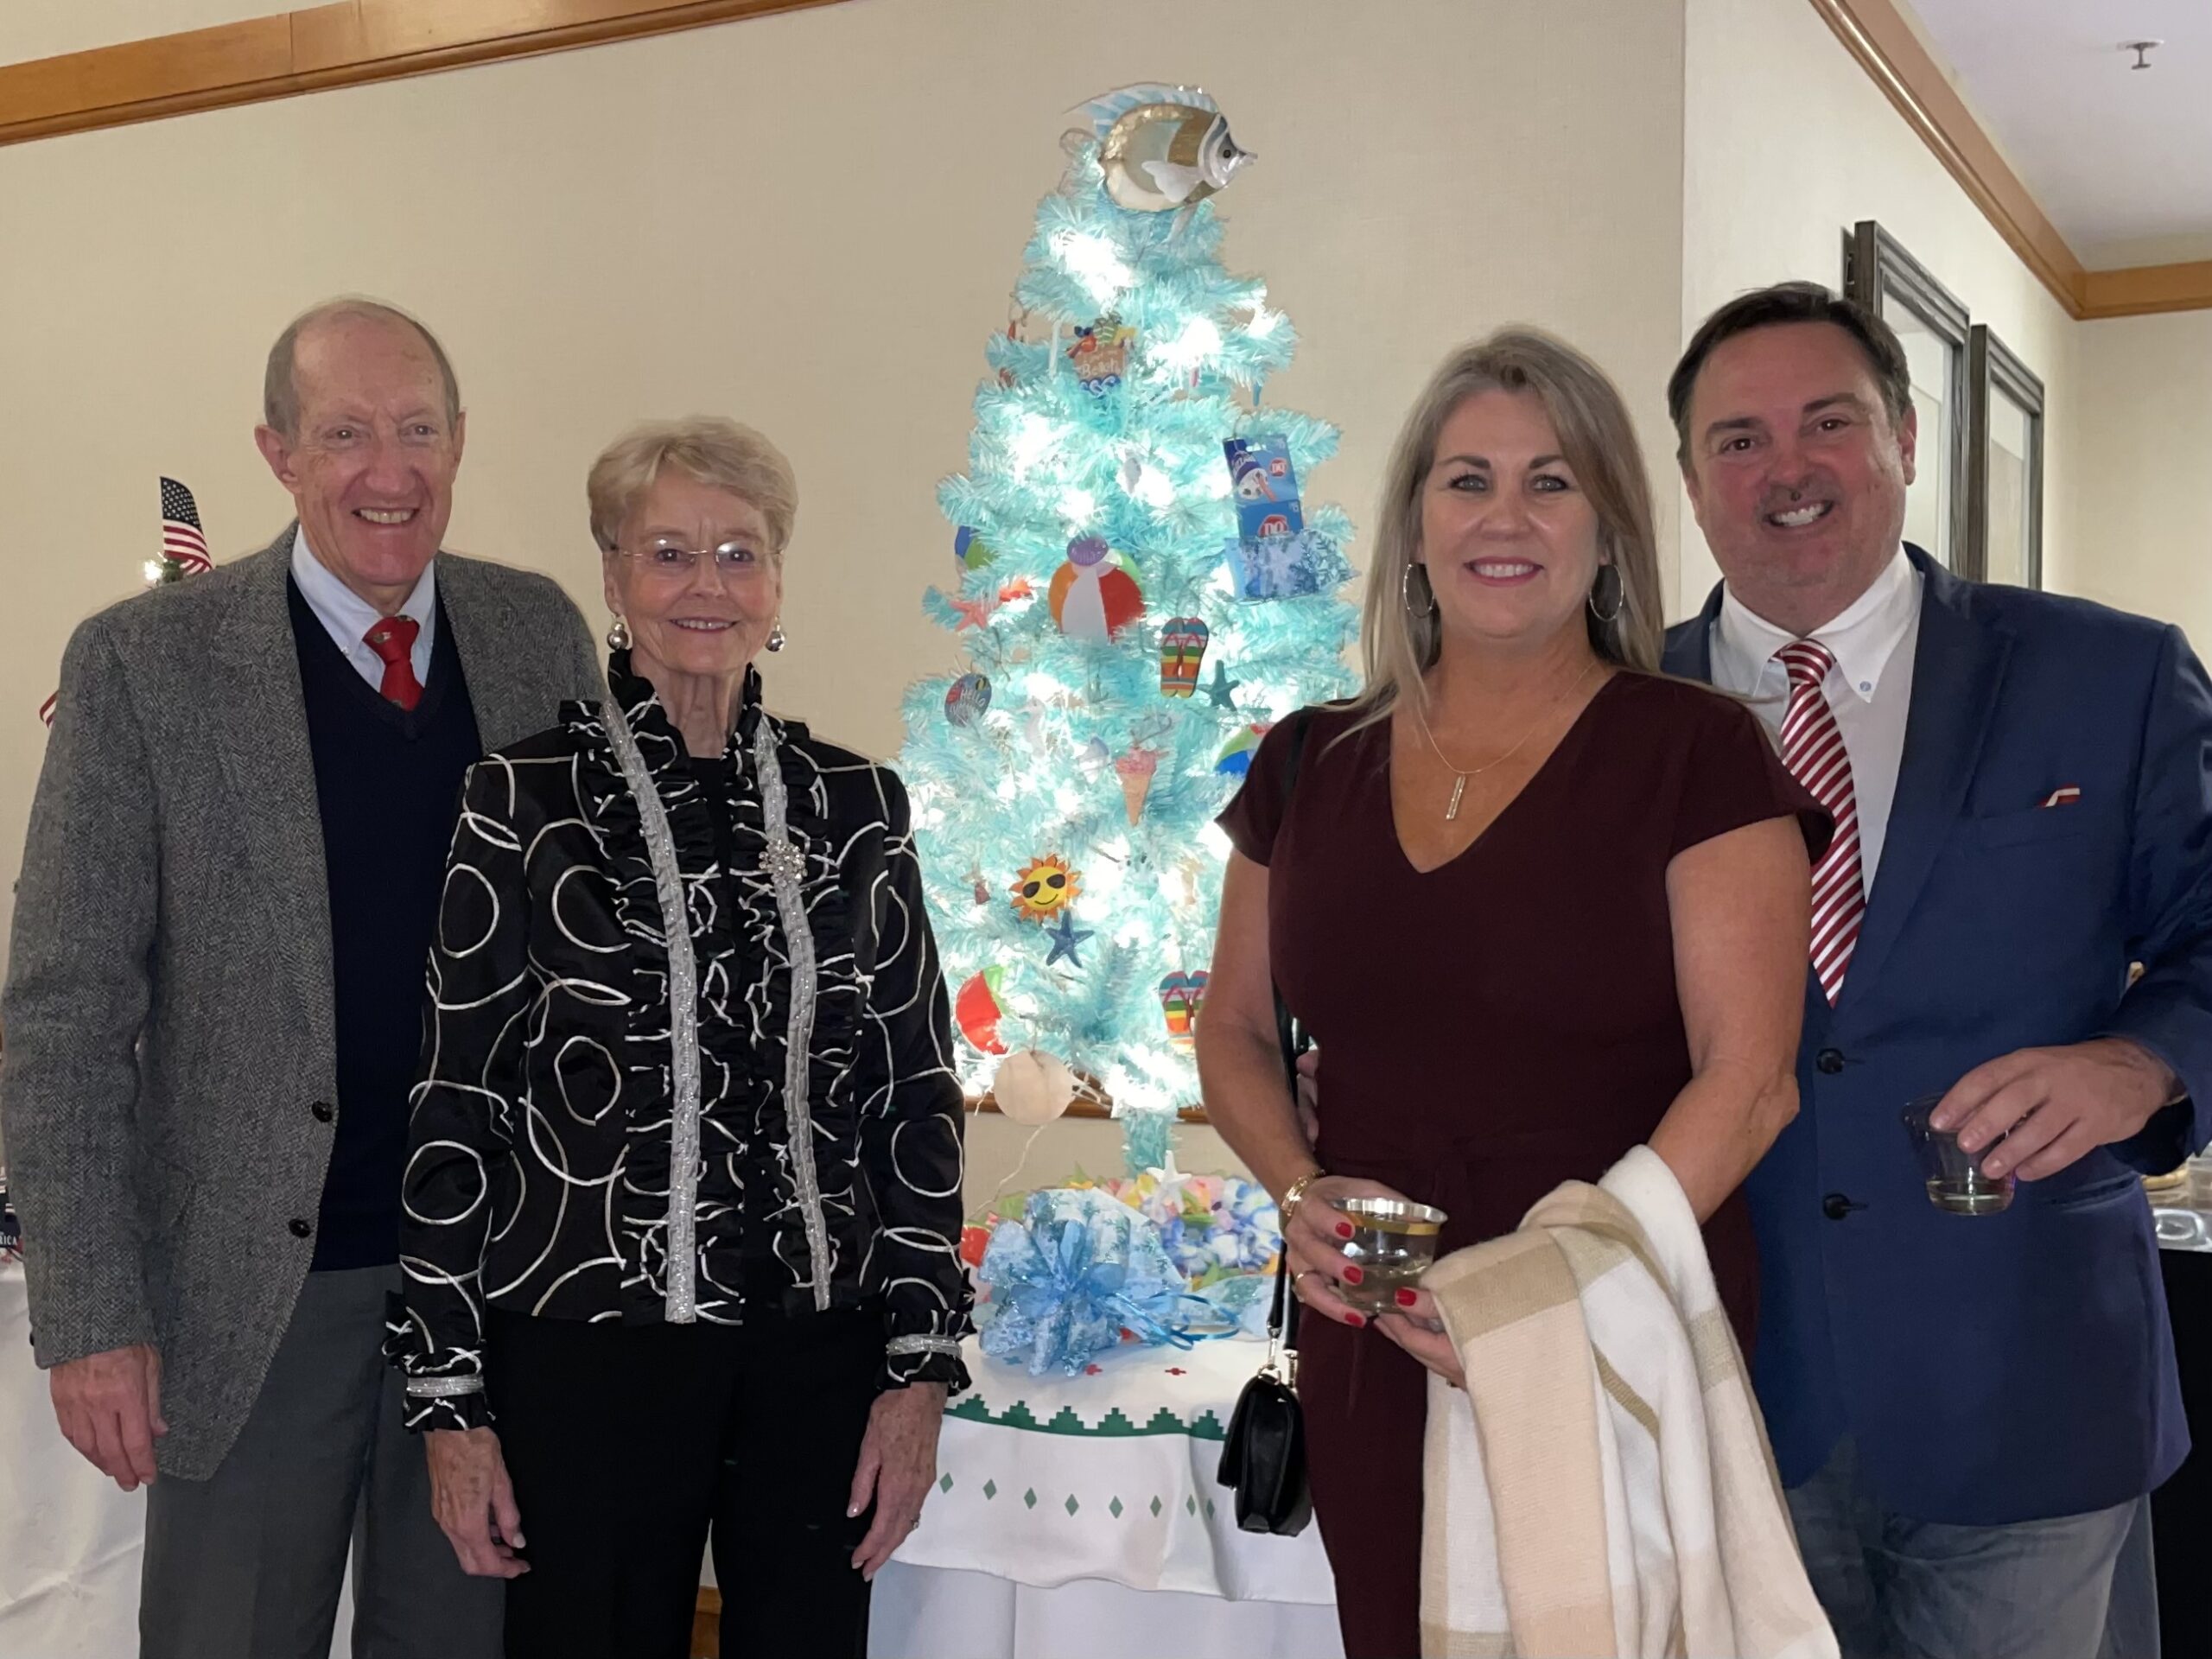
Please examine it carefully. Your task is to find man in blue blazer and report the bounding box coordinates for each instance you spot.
[1664,282,2212,1656]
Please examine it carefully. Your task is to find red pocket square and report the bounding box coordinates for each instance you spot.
[2041,785,2082,808]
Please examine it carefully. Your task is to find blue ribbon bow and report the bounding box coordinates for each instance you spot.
[978,1189,1224,1376]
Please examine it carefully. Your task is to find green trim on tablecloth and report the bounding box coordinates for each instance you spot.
[947,1395,1227,1442]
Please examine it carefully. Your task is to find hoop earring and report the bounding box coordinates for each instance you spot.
[1588,564,1624,625]
[606,614,632,652]
[766,619,788,653]
[1401,563,1439,619]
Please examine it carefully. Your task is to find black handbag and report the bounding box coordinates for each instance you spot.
[1217,710,1315,1537]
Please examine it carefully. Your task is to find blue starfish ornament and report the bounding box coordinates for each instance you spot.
[1044,909,1095,968]
[1203,661,1242,709]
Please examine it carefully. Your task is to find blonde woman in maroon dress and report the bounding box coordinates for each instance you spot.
[1199,330,1827,1658]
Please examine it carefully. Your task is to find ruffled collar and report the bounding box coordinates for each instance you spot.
[603,650,768,766]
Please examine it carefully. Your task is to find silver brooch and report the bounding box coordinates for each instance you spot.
[764,837,807,882]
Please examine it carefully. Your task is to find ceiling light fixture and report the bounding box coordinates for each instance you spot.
[2120,39,2163,70]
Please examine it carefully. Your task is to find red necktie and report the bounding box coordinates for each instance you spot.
[1776,640,1865,1005]
[364,617,423,712]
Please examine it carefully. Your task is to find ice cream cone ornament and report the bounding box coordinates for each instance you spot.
[1115,745,1163,825]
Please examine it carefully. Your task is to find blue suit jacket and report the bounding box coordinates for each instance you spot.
[1665,548,2212,1524]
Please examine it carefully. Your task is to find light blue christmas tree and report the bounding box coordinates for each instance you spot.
[898,88,1358,1169]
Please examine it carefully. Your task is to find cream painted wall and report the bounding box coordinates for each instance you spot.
[1678,0,2078,617]
[0,0,273,64]
[2064,311,2212,645]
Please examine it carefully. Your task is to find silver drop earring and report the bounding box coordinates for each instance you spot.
[766,619,788,653]
[606,614,632,652]
[1401,563,1439,618]
[1588,563,1624,625]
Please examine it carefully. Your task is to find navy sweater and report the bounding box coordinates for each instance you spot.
[288,576,482,1270]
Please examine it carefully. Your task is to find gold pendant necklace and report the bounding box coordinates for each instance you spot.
[1409,659,1604,822]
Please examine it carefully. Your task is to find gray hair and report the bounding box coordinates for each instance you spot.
[1346,328,1665,734]
[263,298,461,440]
[588,416,799,558]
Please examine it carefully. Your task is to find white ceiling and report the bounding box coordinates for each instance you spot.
[1907,0,2212,268]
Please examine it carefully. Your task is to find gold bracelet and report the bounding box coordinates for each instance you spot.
[1281,1170,1325,1225]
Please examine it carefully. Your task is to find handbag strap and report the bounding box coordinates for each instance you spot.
[1266,709,1317,1355]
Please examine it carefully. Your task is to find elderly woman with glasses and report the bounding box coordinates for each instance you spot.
[385,416,971,1659]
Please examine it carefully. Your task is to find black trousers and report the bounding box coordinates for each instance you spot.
[490,1305,882,1659]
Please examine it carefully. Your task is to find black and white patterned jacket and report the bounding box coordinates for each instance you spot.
[388,656,971,1428]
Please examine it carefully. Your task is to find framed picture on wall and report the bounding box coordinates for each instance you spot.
[1967,326,2044,588]
[1843,220,1971,569]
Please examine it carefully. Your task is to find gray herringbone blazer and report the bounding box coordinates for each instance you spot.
[0,528,604,1478]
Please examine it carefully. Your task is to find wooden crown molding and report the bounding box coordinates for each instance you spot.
[0,0,843,148]
[1809,0,2212,320]
[2078,262,2212,322]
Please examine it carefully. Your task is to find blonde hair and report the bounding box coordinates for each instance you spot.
[588,416,798,557]
[1350,329,1664,728]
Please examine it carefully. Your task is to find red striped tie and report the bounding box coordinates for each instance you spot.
[1776,641,1864,1005]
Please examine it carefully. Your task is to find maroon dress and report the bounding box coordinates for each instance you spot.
[1217,672,1827,1659]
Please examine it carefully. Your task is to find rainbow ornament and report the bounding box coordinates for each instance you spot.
[1214,724,1269,777]
[953,524,996,573]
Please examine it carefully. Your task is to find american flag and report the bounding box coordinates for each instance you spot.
[160,477,213,574]
[39,477,214,724]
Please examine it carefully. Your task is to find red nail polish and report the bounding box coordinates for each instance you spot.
[1395,1288,1418,1307]
[1336,1222,1354,1239]
[1343,1265,1363,1285]
[1346,1312,1366,1327]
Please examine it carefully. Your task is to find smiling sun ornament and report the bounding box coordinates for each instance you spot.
[1010,855,1081,923]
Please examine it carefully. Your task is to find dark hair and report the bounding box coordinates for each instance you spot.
[1667,282,1910,462]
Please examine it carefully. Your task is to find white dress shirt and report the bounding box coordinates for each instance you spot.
[290,525,437,691]
[1709,546,1922,895]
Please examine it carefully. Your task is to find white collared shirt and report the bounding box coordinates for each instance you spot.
[1709,545,1922,893]
[290,525,437,691]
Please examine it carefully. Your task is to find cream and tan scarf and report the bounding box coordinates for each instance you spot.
[1419,1146,1836,1659]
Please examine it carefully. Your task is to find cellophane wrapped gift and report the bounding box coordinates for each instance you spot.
[977,1187,1204,1375]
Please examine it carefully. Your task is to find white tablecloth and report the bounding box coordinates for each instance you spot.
[869,1333,1341,1659]
[0,1264,358,1657]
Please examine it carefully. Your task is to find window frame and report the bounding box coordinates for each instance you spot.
[1966,323,2045,588]
[1843,219,1973,571]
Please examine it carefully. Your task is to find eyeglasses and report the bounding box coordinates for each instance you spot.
[620,538,775,580]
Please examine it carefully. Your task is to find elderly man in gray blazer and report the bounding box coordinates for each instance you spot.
[0,298,602,1658]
